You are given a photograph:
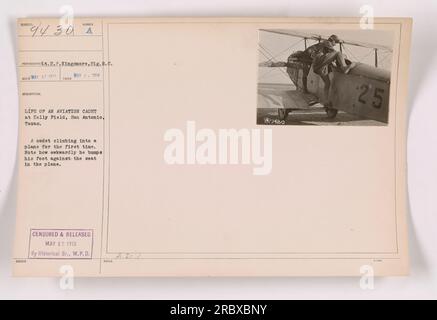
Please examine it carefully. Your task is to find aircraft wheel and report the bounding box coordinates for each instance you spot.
[278,109,289,121]
[325,107,338,119]
[284,109,291,120]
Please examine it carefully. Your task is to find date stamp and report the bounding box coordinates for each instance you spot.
[28,228,93,259]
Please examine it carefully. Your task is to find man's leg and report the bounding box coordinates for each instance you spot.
[313,51,356,75]
[313,63,331,105]
[334,52,356,74]
[302,65,310,93]
[319,73,330,105]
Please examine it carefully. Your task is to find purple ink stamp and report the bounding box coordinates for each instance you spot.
[28,229,93,259]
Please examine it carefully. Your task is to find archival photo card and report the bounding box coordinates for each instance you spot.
[14,17,411,277]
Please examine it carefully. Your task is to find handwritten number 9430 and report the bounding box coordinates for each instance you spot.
[30,23,74,37]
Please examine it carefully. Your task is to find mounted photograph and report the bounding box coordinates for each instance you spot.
[257,29,394,126]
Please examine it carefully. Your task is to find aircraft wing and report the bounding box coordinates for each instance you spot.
[258,83,318,110]
[259,29,393,52]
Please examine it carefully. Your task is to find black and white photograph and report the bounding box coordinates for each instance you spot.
[257,29,394,126]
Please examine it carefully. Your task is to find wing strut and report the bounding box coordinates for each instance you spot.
[374,48,378,68]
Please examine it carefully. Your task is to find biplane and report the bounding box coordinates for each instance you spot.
[258,30,392,124]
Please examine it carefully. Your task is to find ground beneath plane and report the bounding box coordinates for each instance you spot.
[256,105,385,126]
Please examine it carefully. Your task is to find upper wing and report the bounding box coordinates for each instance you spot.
[259,29,393,52]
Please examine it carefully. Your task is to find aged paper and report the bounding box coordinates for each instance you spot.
[14,17,412,276]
